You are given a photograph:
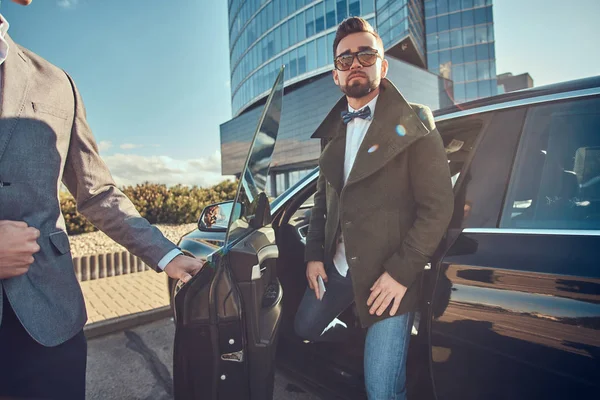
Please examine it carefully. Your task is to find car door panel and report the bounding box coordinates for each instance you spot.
[228,228,282,399]
[173,67,284,400]
[429,108,526,398]
[432,231,600,399]
[174,227,282,400]
[173,252,247,397]
[431,98,600,399]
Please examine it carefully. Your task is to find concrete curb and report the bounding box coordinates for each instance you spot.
[84,306,172,340]
[73,250,151,282]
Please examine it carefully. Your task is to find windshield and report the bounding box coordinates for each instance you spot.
[225,67,285,246]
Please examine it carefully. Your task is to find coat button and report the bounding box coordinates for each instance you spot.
[350,256,358,262]
[345,220,352,226]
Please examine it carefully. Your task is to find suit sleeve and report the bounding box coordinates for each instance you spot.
[382,105,454,288]
[61,72,177,271]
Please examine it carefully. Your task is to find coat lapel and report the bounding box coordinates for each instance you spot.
[311,97,347,195]
[311,78,432,192]
[0,34,31,162]
[346,79,430,185]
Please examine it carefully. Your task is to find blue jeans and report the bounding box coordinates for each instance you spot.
[364,312,414,400]
[294,264,355,342]
[294,265,414,399]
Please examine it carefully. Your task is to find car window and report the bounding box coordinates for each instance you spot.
[501,96,600,230]
[442,108,524,229]
[300,193,315,209]
[270,167,318,211]
[437,117,486,189]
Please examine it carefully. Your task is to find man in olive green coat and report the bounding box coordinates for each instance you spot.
[294,17,454,400]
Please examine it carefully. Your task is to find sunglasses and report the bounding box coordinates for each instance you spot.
[334,49,381,71]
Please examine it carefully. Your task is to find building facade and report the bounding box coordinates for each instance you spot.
[224,0,497,195]
[229,0,376,117]
[425,0,497,103]
[497,72,534,93]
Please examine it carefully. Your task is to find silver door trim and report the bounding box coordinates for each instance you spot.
[251,244,279,280]
[462,228,600,236]
[435,87,600,122]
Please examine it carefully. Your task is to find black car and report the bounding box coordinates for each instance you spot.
[170,69,600,400]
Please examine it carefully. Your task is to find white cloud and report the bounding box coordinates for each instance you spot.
[97,141,112,152]
[101,151,233,188]
[57,0,79,9]
[187,150,223,173]
[120,143,144,150]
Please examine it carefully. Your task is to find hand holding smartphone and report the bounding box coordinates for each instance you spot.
[317,275,326,301]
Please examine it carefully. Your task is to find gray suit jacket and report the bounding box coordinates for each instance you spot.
[0,35,177,346]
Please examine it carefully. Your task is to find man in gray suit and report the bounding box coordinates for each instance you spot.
[0,1,205,398]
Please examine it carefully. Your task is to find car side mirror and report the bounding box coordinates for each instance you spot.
[198,201,239,232]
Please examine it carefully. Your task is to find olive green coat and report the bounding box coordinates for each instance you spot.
[304,78,454,328]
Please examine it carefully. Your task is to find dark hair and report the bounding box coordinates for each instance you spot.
[333,17,384,59]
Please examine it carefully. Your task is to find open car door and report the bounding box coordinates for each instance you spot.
[173,67,285,400]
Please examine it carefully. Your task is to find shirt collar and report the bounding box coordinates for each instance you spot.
[0,13,10,66]
[348,94,379,117]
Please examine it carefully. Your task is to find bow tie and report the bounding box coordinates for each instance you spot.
[341,106,372,124]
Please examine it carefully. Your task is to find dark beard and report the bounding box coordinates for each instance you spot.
[341,78,379,98]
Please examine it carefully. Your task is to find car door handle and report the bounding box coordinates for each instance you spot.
[251,244,279,281]
[297,224,309,245]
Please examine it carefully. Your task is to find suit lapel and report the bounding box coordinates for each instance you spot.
[0,34,31,162]
[346,79,430,185]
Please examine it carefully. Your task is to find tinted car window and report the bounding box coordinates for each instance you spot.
[438,117,485,188]
[501,96,600,230]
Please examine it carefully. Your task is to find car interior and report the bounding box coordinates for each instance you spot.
[504,102,600,229]
[269,177,371,397]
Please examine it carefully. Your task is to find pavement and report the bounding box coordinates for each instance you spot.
[87,317,320,400]
[81,270,172,337]
[81,271,320,399]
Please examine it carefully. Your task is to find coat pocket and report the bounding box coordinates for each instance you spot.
[49,230,71,255]
[32,102,69,120]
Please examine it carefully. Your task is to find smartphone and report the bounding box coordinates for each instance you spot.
[317,275,326,301]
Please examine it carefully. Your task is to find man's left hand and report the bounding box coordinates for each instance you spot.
[367,272,407,316]
[164,255,204,283]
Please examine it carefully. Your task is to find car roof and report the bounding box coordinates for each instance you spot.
[272,76,600,213]
[434,75,600,122]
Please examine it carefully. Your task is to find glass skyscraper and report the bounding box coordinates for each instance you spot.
[224,0,497,194]
[229,0,496,115]
[425,0,497,103]
[229,0,376,116]
[376,0,426,67]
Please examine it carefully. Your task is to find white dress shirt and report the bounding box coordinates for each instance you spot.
[332,95,379,277]
[0,13,180,270]
[0,14,10,101]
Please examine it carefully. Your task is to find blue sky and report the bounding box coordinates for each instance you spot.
[2,0,599,187]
